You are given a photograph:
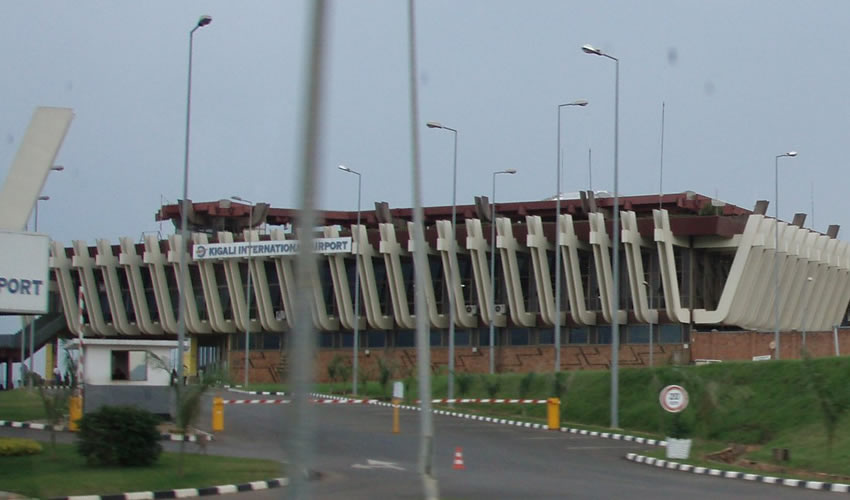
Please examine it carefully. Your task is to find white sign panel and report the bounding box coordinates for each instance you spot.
[659,385,689,413]
[0,231,50,314]
[192,237,352,260]
[393,381,404,399]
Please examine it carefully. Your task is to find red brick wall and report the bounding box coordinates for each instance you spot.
[229,329,850,383]
[230,344,686,383]
[691,329,848,361]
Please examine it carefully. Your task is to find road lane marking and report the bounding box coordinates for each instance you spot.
[351,459,406,471]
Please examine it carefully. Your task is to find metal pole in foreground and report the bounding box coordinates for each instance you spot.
[337,165,362,396]
[406,2,438,497]
[773,151,798,359]
[178,14,212,391]
[489,169,517,374]
[426,121,458,399]
[582,43,620,428]
[289,2,328,497]
[555,100,587,372]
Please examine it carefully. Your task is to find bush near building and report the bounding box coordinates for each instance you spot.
[76,405,162,466]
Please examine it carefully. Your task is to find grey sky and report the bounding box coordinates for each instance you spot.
[3,1,847,246]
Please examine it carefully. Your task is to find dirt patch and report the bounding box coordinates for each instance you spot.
[705,445,850,484]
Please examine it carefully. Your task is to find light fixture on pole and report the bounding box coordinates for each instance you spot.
[231,196,256,388]
[338,164,362,396]
[582,42,621,429]
[489,168,517,374]
[177,14,212,390]
[773,150,797,360]
[426,121,459,399]
[554,100,587,373]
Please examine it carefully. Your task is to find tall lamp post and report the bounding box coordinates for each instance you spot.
[582,43,621,428]
[773,150,797,360]
[338,165,362,396]
[555,100,587,372]
[25,195,50,387]
[231,196,256,388]
[426,121,459,399]
[489,169,517,374]
[177,15,212,389]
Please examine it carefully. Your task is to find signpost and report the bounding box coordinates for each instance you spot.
[659,384,689,413]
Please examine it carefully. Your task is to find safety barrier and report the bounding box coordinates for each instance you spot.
[424,398,548,404]
[212,394,561,432]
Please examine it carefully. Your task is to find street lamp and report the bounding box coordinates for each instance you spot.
[489,168,517,374]
[338,164,362,396]
[426,121,460,399]
[582,42,621,428]
[555,100,587,373]
[773,150,798,360]
[24,195,50,387]
[231,196,255,388]
[177,14,212,389]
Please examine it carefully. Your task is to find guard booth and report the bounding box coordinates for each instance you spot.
[68,338,177,417]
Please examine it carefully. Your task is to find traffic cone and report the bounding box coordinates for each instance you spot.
[452,447,465,470]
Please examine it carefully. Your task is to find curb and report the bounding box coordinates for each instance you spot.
[0,420,213,442]
[625,453,850,493]
[47,477,288,500]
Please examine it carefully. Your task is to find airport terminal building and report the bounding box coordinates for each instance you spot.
[34,191,850,383]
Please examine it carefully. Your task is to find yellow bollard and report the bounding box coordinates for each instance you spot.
[392,397,400,434]
[212,397,224,432]
[69,395,82,432]
[547,397,561,430]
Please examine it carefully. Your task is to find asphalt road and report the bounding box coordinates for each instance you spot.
[207,393,831,500]
[1,392,833,499]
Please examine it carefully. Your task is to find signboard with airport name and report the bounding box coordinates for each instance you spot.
[192,237,353,260]
[0,230,50,314]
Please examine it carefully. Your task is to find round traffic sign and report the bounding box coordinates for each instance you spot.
[659,385,689,413]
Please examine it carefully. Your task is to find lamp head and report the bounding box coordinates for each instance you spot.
[571,99,589,107]
[505,169,517,175]
[338,165,351,172]
[582,44,602,56]
[37,195,50,201]
[787,151,798,157]
[50,165,64,171]
[426,121,443,129]
[197,15,212,27]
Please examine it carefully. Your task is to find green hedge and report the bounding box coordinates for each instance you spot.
[0,437,43,456]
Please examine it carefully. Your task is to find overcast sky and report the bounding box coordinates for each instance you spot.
[2,1,849,343]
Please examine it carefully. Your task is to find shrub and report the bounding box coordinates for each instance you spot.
[551,372,567,399]
[76,405,162,466]
[0,438,42,456]
[456,372,473,397]
[519,372,538,399]
[377,357,394,398]
[481,375,501,398]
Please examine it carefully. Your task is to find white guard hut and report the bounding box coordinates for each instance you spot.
[68,338,177,416]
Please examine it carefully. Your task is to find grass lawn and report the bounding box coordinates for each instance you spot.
[0,389,47,421]
[0,443,283,498]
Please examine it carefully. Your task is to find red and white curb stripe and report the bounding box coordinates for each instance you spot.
[626,453,850,493]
